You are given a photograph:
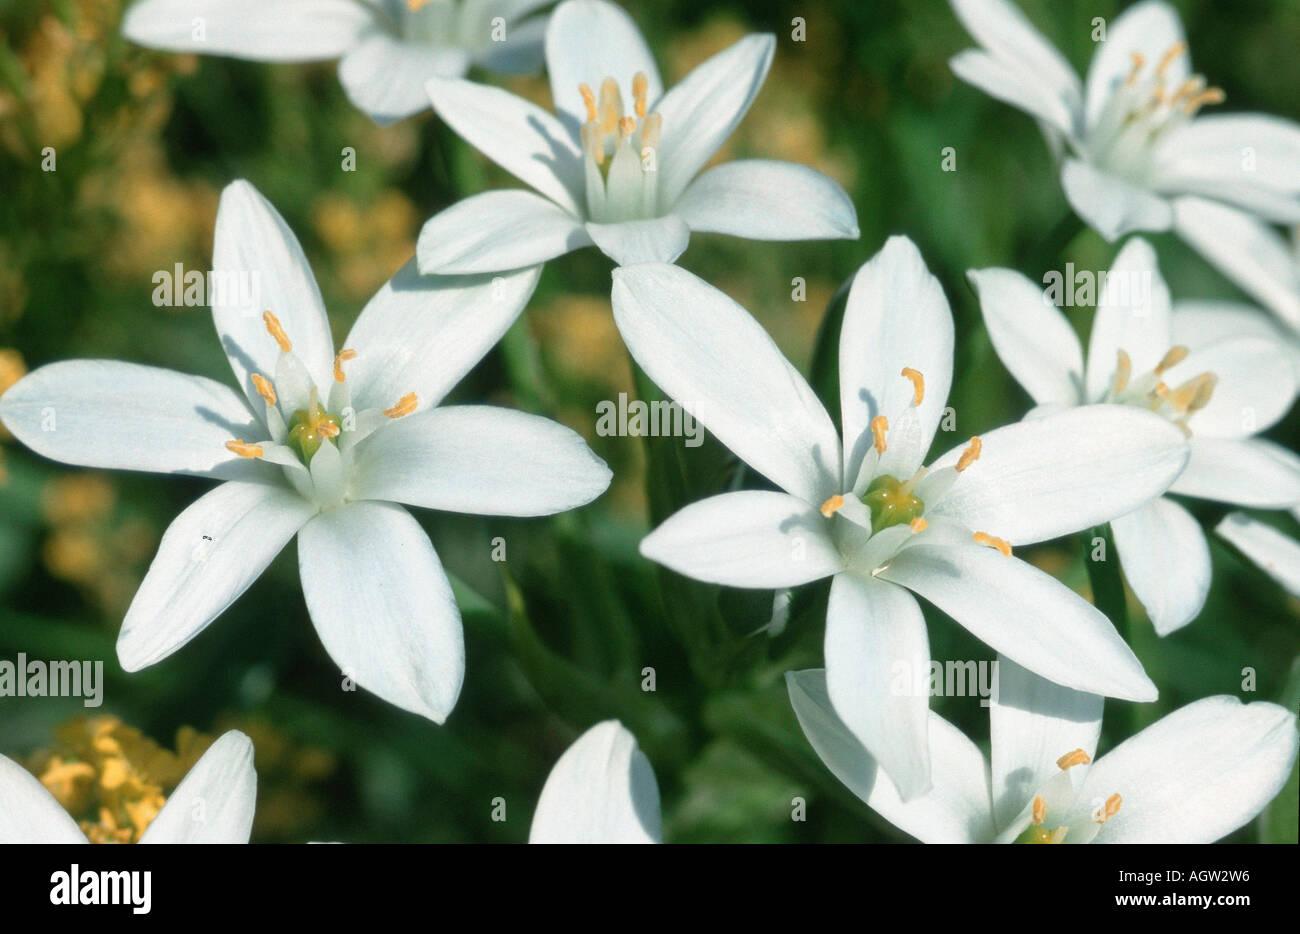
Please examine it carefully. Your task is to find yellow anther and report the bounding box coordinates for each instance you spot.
[909,517,928,534]
[1125,52,1145,86]
[1032,796,1046,825]
[901,367,925,406]
[820,494,845,518]
[973,531,1012,557]
[1056,748,1092,770]
[871,415,888,453]
[1184,87,1225,114]
[956,436,982,472]
[251,373,277,407]
[407,0,435,9]
[1153,381,1170,400]
[632,71,648,118]
[581,122,606,165]
[384,392,418,419]
[263,310,291,353]
[1188,372,1217,412]
[333,349,357,383]
[225,440,264,459]
[1170,75,1205,104]
[619,115,636,138]
[316,421,340,439]
[579,83,598,123]
[598,77,622,134]
[1098,793,1122,824]
[1156,41,1186,78]
[1155,344,1189,375]
[640,111,662,153]
[1113,349,1132,395]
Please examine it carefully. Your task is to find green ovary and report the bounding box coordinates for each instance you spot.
[286,406,341,464]
[861,475,925,534]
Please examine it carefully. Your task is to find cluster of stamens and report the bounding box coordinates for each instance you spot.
[1109,344,1216,436]
[1015,748,1122,844]
[578,74,662,222]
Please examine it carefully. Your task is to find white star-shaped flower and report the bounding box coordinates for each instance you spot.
[0,180,611,724]
[611,236,1190,800]
[122,0,553,124]
[415,0,858,272]
[788,659,1299,844]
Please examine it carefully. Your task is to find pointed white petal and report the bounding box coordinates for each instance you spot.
[1082,0,1187,128]
[949,49,1078,139]
[968,266,1084,406]
[1172,300,1299,353]
[1079,697,1299,843]
[878,543,1157,701]
[417,190,588,274]
[927,405,1189,545]
[1172,197,1300,332]
[122,0,375,61]
[472,10,548,74]
[585,216,690,266]
[1111,497,1210,636]
[298,501,464,723]
[1163,337,1297,438]
[1172,436,1300,507]
[343,260,540,413]
[339,34,468,125]
[213,180,336,403]
[611,263,840,504]
[640,491,842,588]
[1083,238,1173,399]
[0,755,87,843]
[839,236,954,483]
[1216,512,1300,598]
[673,160,859,241]
[352,405,610,516]
[787,669,994,843]
[425,75,584,215]
[544,0,662,137]
[1060,158,1174,242]
[140,731,256,843]
[989,655,1103,831]
[118,481,316,671]
[529,720,661,843]
[0,361,265,481]
[651,34,776,205]
[825,573,932,801]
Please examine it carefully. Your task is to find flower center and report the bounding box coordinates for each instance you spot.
[861,474,926,534]
[1086,42,1224,182]
[1011,748,1121,845]
[287,388,342,465]
[1107,345,1216,436]
[577,74,663,223]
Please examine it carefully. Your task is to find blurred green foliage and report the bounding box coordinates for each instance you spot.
[0,0,1297,843]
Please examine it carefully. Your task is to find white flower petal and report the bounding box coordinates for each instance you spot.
[585,215,690,266]
[989,655,1103,832]
[1082,0,1187,128]
[948,49,1078,139]
[122,0,375,61]
[786,669,995,844]
[343,259,539,413]
[472,10,548,74]
[1060,158,1174,242]
[839,236,954,483]
[544,0,662,137]
[1172,300,1299,354]
[878,543,1157,702]
[0,755,87,843]
[1153,115,1300,223]
[1163,337,1297,438]
[118,481,316,671]
[927,405,1189,546]
[825,573,933,801]
[140,731,256,844]
[0,360,265,481]
[1172,436,1300,507]
[352,405,610,516]
[417,190,589,274]
[673,160,859,241]
[1111,497,1211,636]
[298,501,464,723]
[528,720,662,844]
[968,266,1084,406]
[1172,197,1300,332]
[640,491,843,588]
[949,0,1081,136]
[339,34,468,125]
[651,34,776,206]
[1078,697,1299,843]
[212,180,336,403]
[1216,512,1300,598]
[611,263,840,504]
[1083,238,1173,399]
[425,75,584,215]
